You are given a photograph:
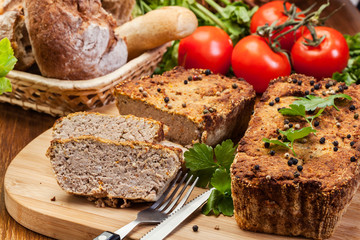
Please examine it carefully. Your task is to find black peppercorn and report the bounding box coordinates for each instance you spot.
[338,85,344,92]
[188,76,193,81]
[305,90,310,95]
[157,88,161,93]
[292,79,298,84]
[269,101,274,106]
[355,113,359,119]
[270,150,275,156]
[277,135,282,140]
[333,146,338,152]
[164,97,169,103]
[311,88,315,92]
[344,85,349,90]
[275,97,280,103]
[351,156,357,162]
[333,141,339,146]
[325,83,331,89]
[292,158,298,165]
[349,105,356,111]
[192,225,199,232]
[347,134,351,139]
[314,121,320,127]
[232,83,238,89]
[284,119,289,124]
[294,172,300,178]
[264,142,270,148]
[350,141,355,146]
[297,80,302,86]
[297,165,303,172]
[204,69,212,75]
[289,123,293,128]
[288,160,293,166]
[310,80,315,86]
[319,137,326,144]
[184,80,188,84]
[254,165,260,170]
[314,84,320,90]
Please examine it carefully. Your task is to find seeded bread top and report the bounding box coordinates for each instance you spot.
[232,74,360,191]
[114,67,256,127]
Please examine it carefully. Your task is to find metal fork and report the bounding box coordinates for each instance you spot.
[94,171,199,240]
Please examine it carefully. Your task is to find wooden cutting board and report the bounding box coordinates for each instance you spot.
[4,104,360,240]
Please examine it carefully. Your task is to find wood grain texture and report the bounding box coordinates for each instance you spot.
[0,0,360,239]
[4,104,360,240]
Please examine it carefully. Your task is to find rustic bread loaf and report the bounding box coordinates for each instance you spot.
[101,0,135,26]
[23,0,127,80]
[231,74,360,239]
[52,112,167,143]
[115,67,256,146]
[0,8,34,70]
[47,136,183,204]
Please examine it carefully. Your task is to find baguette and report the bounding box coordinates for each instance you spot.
[115,6,198,60]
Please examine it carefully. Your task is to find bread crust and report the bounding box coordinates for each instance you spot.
[231,74,360,239]
[23,0,127,80]
[115,67,256,146]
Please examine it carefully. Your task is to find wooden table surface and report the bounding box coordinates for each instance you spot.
[1,1,360,239]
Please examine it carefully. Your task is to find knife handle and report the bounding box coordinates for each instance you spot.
[93,231,121,240]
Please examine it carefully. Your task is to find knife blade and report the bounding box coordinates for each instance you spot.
[140,188,214,240]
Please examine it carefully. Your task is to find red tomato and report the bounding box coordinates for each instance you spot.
[178,26,233,75]
[250,1,304,52]
[231,35,291,93]
[291,26,349,80]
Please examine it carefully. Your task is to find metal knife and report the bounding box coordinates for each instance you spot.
[140,188,214,240]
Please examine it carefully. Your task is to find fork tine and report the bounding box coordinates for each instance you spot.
[163,175,198,214]
[169,176,199,213]
[150,170,182,209]
[157,172,188,211]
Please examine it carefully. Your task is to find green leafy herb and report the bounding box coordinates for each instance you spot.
[263,94,351,156]
[184,139,236,216]
[134,0,256,74]
[263,127,316,156]
[292,94,352,111]
[0,37,17,95]
[333,33,360,85]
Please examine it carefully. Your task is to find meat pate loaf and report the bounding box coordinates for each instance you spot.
[231,74,360,239]
[52,112,167,143]
[114,67,256,146]
[47,136,183,205]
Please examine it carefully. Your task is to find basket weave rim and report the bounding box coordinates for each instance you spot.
[7,44,170,91]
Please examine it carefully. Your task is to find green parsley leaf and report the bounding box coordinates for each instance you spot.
[293,94,352,111]
[218,195,234,217]
[211,168,231,194]
[279,127,316,142]
[262,138,291,150]
[184,139,237,216]
[279,104,306,118]
[0,38,17,95]
[214,139,237,170]
[184,143,216,171]
[0,77,12,95]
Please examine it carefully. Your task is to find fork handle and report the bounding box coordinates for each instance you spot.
[93,231,120,240]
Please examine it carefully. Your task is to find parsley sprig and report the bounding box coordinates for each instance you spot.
[0,37,17,95]
[184,139,236,216]
[263,94,352,156]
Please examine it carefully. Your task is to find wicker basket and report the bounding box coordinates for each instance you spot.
[0,44,169,116]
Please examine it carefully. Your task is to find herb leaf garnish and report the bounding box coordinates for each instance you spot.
[184,139,236,216]
[293,94,352,111]
[263,94,351,156]
[0,37,17,95]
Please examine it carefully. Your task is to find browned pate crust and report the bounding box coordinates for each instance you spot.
[231,74,360,239]
[114,66,256,146]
